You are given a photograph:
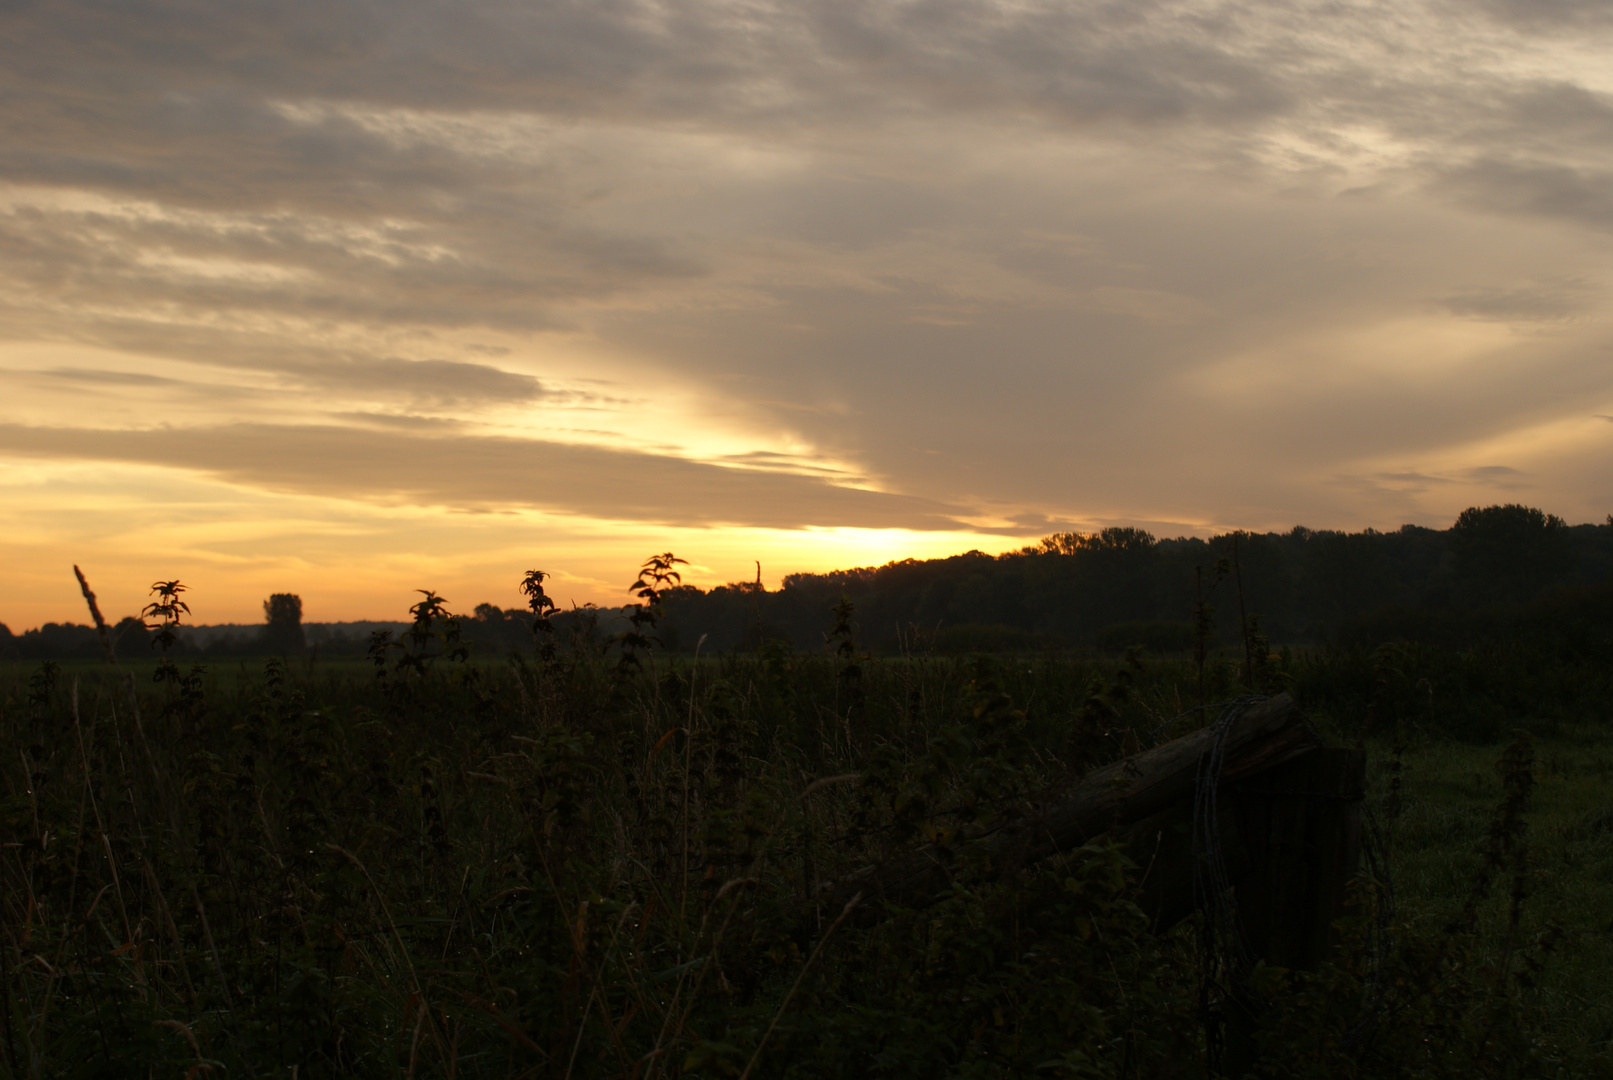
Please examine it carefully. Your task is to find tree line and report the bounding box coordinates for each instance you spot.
[642,504,1613,654]
[5,504,1609,661]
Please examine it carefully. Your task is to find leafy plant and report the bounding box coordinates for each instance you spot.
[826,596,865,721]
[613,552,686,673]
[142,577,191,686]
[520,568,559,662]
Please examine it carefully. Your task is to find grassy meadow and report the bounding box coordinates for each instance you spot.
[0,608,1608,1080]
[1378,728,1613,1054]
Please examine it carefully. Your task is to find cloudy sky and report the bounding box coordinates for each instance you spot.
[3,0,1612,627]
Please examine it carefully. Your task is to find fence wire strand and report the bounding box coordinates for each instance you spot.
[1344,805,1397,1050]
[1190,695,1266,1071]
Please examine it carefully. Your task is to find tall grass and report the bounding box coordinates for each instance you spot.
[0,568,1603,1077]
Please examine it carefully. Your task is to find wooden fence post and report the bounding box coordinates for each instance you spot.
[1223,747,1366,1072]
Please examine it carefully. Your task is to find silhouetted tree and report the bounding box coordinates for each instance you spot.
[1450,504,1569,605]
[262,593,306,655]
[112,615,152,658]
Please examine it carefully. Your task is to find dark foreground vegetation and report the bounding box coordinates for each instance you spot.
[1,534,1610,1077]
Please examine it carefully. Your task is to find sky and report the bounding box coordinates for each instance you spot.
[3,0,1612,629]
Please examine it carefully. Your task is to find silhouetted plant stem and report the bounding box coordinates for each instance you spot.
[72,565,117,666]
[1233,534,1253,690]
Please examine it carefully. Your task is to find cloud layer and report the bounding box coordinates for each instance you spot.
[0,421,967,530]
[3,0,1612,620]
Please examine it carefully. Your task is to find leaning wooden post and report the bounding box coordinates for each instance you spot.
[812,694,1316,917]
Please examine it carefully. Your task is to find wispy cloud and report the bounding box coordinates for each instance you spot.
[1438,280,1595,324]
[35,367,182,387]
[0,421,971,531]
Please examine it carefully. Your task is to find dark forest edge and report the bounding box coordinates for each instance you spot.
[6,504,1611,664]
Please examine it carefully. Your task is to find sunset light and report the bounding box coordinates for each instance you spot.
[2,0,1610,628]
[8,4,1613,1072]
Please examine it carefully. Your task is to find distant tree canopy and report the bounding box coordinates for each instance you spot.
[113,615,152,659]
[264,593,302,626]
[1449,503,1570,604]
[634,505,1612,654]
[261,593,306,655]
[1033,527,1159,555]
[6,505,1610,661]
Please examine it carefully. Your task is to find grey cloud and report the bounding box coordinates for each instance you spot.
[35,367,181,387]
[582,258,1607,531]
[1373,466,1526,493]
[0,182,698,337]
[798,0,1293,126]
[17,365,268,404]
[1439,281,1591,323]
[1506,82,1613,141]
[0,0,1299,244]
[3,0,1613,539]
[1468,0,1613,31]
[0,421,971,531]
[1440,159,1613,231]
[0,0,1333,311]
[0,1,1294,134]
[1378,471,1452,486]
[1463,465,1526,482]
[0,304,549,409]
[0,3,1603,195]
[321,358,544,405]
[0,0,1608,353]
[330,411,470,431]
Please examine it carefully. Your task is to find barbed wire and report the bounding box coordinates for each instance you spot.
[1183,694,1393,1067]
[1191,694,1267,1071]
[1344,804,1397,1050]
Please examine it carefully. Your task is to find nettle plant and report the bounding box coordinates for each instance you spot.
[142,577,206,718]
[141,579,189,666]
[520,568,559,662]
[826,595,866,720]
[368,589,470,684]
[613,551,686,674]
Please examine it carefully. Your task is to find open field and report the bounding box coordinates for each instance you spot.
[0,640,1607,1077]
[1378,726,1613,1054]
